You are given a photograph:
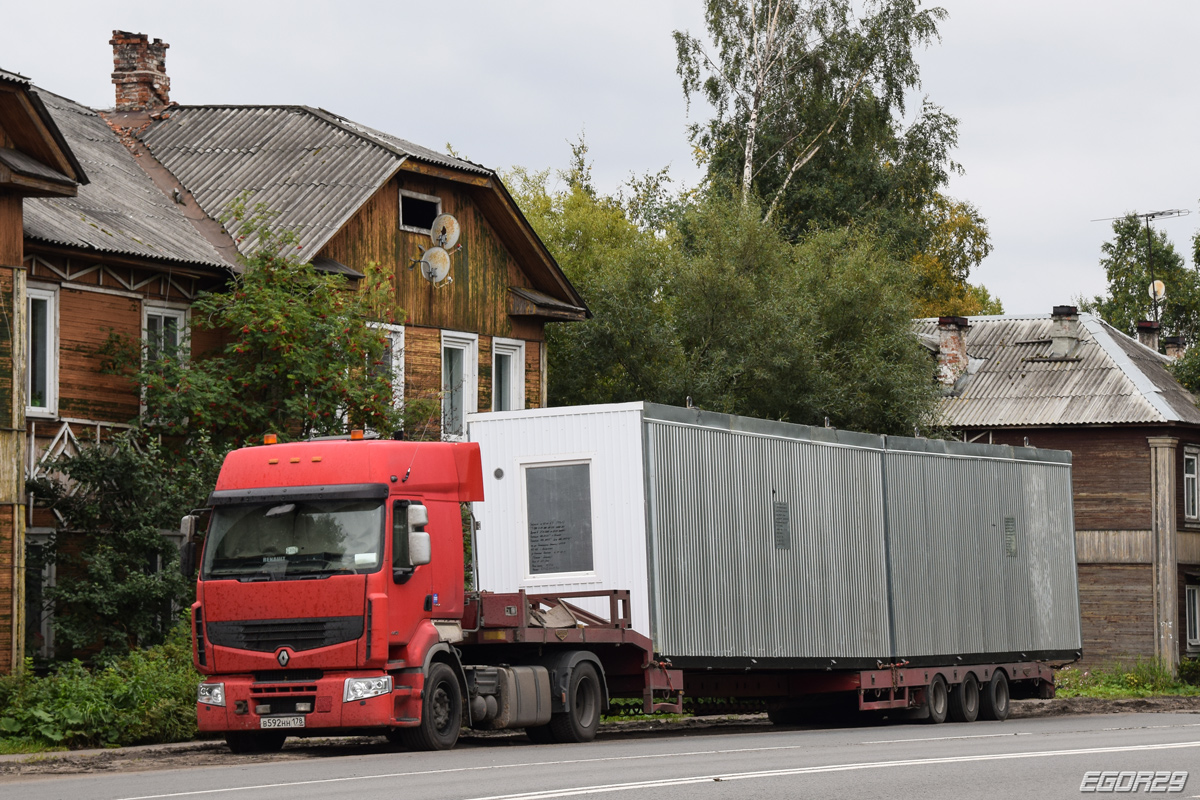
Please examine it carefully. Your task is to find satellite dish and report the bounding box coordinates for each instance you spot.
[421,246,451,283]
[430,214,461,249]
[1149,280,1166,301]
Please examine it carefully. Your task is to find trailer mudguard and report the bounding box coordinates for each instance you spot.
[422,642,472,725]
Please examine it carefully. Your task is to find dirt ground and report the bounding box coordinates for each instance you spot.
[2,696,1198,778]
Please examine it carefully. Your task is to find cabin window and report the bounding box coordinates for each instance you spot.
[399,189,441,234]
[1186,451,1199,521]
[371,323,405,411]
[441,331,478,441]
[27,285,58,417]
[24,532,56,659]
[491,338,525,412]
[1187,584,1200,648]
[144,304,188,362]
[524,460,594,577]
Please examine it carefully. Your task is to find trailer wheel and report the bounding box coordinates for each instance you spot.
[923,675,949,724]
[225,731,286,754]
[400,662,463,750]
[949,673,980,723]
[980,670,1010,721]
[548,662,602,743]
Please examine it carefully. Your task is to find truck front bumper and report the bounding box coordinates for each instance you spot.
[197,670,423,733]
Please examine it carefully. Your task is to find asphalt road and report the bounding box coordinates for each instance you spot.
[4,713,1200,800]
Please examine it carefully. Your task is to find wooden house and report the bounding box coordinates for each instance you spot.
[917,307,1200,669]
[0,32,585,669]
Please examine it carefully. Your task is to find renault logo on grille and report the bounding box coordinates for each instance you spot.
[276,649,291,667]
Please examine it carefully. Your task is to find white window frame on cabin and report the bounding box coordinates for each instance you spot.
[491,337,526,412]
[26,283,59,418]
[441,330,478,441]
[142,301,190,363]
[1186,449,1200,522]
[399,188,442,235]
[1187,583,1200,649]
[373,323,405,412]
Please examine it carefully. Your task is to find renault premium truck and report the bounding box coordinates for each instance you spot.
[189,403,1080,752]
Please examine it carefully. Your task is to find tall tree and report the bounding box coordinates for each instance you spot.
[1080,213,1200,346]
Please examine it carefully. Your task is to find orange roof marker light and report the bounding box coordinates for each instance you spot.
[350,429,365,441]
[263,433,278,445]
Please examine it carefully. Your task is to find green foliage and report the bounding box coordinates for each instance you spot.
[1054,659,1200,699]
[101,199,404,447]
[1080,213,1200,347]
[509,149,938,435]
[1179,657,1200,686]
[0,624,200,750]
[28,432,222,661]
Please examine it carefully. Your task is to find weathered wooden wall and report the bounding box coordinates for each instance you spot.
[0,194,21,675]
[1077,563,1154,666]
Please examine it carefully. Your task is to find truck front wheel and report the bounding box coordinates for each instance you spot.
[401,662,463,750]
[548,662,602,743]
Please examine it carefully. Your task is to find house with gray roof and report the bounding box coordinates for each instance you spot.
[916,307,1200,669]
[3,30,587,669]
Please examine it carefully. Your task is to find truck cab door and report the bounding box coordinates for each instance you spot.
[388,499,433,649]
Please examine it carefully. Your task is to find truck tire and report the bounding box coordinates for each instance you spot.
[923,675,949,724]
[225,731,286,754]
[979,670,1010,721]
[400,662,463,750]
[948,673,980,723]
[548,662,602,743]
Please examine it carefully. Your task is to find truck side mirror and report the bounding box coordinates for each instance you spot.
[408,531,431,566]
[394,502,431,582]
[180,514,198,541]
[407,505,429,528]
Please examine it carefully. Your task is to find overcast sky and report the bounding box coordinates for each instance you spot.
[6,1,1198,316]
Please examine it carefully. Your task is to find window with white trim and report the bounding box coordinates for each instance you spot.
[399,189,441,234]
[143,303,188,362]
[1187,584,1200,648]
[1186,450,1199,522]
[441,331,478,440]
[491,337,526,412]
[27,285,58,417]
[374,323,405,411]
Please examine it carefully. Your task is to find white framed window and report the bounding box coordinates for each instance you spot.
[143,302,189,362]
[373,323,405,411]
[519,456,596,583]
[1187,584,1200,648]
[491,337,526,412]
[399,189,442,234]
[1186,450,1199,521]
[26,284,58,417]
[441,330,478,441]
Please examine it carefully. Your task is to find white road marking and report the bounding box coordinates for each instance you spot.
[112,739,1200,800]
[466,741,1200,800]
[860,732,1031,744]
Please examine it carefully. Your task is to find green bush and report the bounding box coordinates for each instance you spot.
[1055,659,1200,698]
[0,623,199,750]
[1180,658,1200,686]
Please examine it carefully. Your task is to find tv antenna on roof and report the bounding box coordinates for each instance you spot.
[1090,208,1191,324]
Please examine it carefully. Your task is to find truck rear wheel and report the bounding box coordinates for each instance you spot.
[548,662,602,743]
[949,673,980,723]
[980,670,1010,721]
[923,675,949,724]
[400,662,462,750]
[225,731,286,754]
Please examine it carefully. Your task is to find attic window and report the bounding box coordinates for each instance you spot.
[400,189,441,234]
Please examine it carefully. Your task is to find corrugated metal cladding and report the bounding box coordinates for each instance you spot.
[469,403,1081,666]
[140,105,492,264]
[467,404,654,634]
[22,90,228,268]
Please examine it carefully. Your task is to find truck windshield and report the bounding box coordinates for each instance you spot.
[202,499,385,580]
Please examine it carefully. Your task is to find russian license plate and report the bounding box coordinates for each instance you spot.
[260,716,305,729]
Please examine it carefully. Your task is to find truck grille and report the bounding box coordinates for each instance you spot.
[207,616,364,652]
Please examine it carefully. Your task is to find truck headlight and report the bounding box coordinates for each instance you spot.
[343,675,392,702]
[198,682,226,707]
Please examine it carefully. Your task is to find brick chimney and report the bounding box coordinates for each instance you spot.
[1136,320,1160,352]
[1048,305,1080,358]
[1163,335,1185,360]
[936,316,970,388]
[110,31,170,111]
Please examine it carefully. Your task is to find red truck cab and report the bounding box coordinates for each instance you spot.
[192,436,483,752]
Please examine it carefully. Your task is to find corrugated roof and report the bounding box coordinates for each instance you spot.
[139,105,492,264]
[915,313,1200,427]
[0,68,31,86]
[22,89,227,269]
